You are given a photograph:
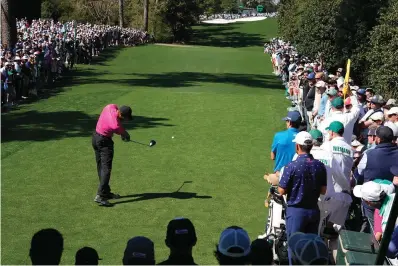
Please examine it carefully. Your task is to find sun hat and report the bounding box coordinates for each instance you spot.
[122,236,154,265]
[326,87,338,96]
[282,111,302,122]
[370,95,384,104]
[331,97,344,109]
[166,217,197,248]
[384,121,398,137]
[326,121,344,135]
[353,181,394,201]
[387,107,398,116]
[370,112,384,121]
[218,227,251,258]
[288,232,329,265]
[309,129,323,142]
[292,131,313,145]
[75,247,102,265]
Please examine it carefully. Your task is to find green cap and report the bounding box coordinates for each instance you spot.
[326,121,344,135]
[331,97,344,109]
[309,129,323,141]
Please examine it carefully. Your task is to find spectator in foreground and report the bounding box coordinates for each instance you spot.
[355,126,398,232]
[214,226,251,265]
[278,131,327,260]
[250,238,274,265]
[75,247,101,265]
[288,232,329,265]
[122,236,155,265]
[158,217,197,265]
[29,228,64,265]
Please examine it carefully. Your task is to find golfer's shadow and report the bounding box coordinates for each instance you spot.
[113,192,212,205]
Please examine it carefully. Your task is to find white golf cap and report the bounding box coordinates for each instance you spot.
[292,131,313,145]
[385,121,398,137]
[386,99,396,106]
[337,78,344,88]
[387,107,398,116]
[370,112,385,121]
[351,139,362,147]
[353,181,395,201]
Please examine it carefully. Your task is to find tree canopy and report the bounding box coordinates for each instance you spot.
[278,0,398,98]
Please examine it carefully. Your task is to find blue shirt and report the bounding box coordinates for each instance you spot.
[271,128,299,172]
[318,93,328,116]
[279,154,327,209]
[387,226,398,259]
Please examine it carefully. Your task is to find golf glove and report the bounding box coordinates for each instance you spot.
[121,131,130,142]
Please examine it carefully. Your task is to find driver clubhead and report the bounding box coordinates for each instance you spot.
[149,140,156,147]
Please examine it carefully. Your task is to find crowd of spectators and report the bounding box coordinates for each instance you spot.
[200,12,277,21]
[1,18,151,111]
[29,218,277,265]
[264,38,398,264]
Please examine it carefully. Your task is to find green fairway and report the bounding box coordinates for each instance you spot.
[1,18,287,264]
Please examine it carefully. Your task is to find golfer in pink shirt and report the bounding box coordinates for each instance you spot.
[92,104,132,206]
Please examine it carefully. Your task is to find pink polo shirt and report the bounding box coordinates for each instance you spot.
[96,104,125,138]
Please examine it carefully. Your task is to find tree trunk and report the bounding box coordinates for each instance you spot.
[143,0,149,31]
[119,0,124,27]
[1,0,17,48]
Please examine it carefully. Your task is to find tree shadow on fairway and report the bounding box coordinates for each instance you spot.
[113,192,212,205]
[63,72,283,90]
[190,23,265,48]
[1,110,173,143]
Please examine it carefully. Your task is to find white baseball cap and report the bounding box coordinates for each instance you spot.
[353,181,395,201]
[292,131,313,145]
[370,112,385,121]
[387,107,398,116]
[385,121,398,137]
[218,227,251,258]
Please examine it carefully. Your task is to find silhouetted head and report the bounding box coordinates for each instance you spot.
[30,228,64,265]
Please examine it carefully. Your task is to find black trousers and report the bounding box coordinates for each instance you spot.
[92,132,114,197]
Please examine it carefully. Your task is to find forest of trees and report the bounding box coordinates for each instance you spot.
[278,0,398,98]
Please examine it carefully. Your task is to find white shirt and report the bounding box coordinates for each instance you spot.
[321,137,353,193]
[318,105,360,144]
[324,99,332,119]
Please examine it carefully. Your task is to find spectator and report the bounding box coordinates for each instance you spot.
[353,180,396,234]
[304,72,316,128]
[323,87,338,120]
[318,97,360,144]
[355,126,398,232]
[123,236,155,265]
[159,218,197,265]
[270,111,301,174]
[29,228,64,265]
[214,226,251,265]
[75,247,101,265]
[387,107,398,126]
[287,232,329,265]
[250,238,274,265]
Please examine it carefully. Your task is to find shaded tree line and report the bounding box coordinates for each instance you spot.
[278,0,398,99]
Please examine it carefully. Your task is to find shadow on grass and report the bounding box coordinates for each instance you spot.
[48,72,283,90]
[113,192,212,205]
[1,111,174,143]
[190,23,265,48]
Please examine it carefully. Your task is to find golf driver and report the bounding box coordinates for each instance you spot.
[130,139,156,147]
